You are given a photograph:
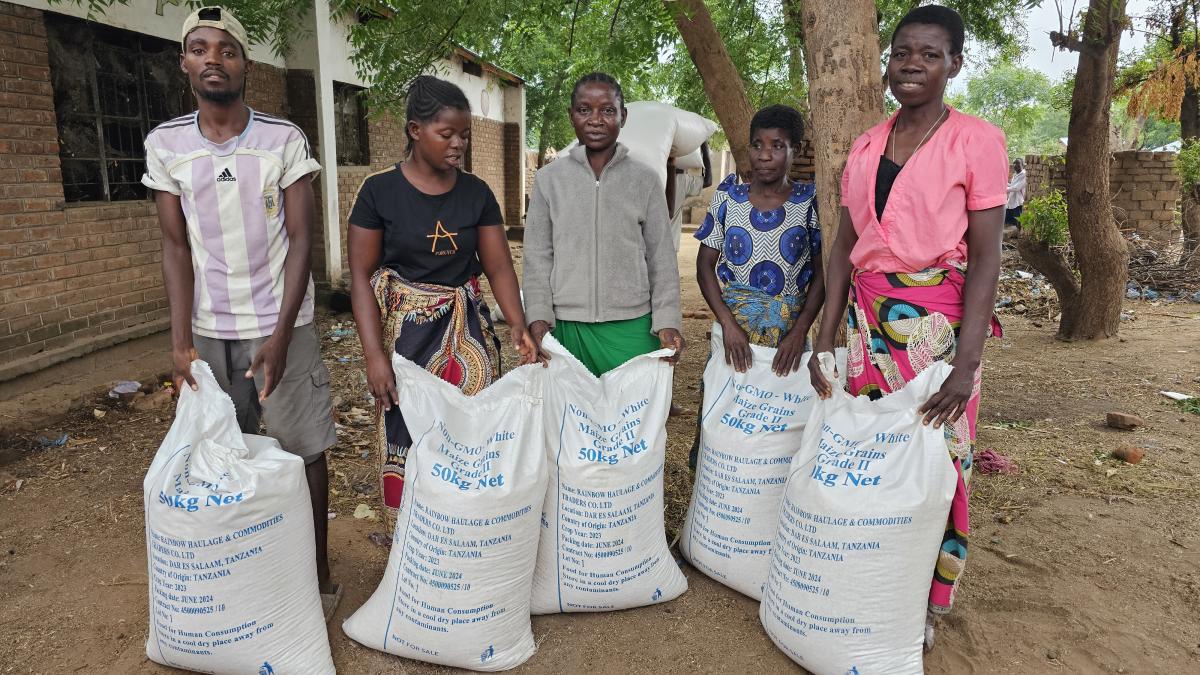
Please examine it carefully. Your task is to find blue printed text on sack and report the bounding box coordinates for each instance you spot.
[158,491,245,512]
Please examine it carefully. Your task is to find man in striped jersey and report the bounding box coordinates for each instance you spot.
[142,7,341,619]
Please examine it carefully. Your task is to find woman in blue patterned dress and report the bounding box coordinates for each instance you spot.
[690,105,824,468]
[695,104,824,371]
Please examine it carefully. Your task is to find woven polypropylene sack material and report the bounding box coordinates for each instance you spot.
[342,355,547,671]
[682,323,846,600]
[759,359,956,675]
[143,360,334,674]
[530,336,687,614]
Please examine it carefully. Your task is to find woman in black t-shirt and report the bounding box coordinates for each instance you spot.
[347,76,537,531]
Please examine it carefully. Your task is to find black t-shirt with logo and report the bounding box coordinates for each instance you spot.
[348,165,504,286]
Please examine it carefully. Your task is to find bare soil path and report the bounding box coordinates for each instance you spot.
[2,238,1198,674]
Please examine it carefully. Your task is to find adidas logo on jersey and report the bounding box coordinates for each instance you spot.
[217,168,236,182]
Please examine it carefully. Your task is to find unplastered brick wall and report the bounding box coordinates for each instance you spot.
[1025,152,1182,244]
[0,1,298,381]
[332,109,407,282]
[471,116,508,224]
[503,122,522,226]
[367,110,405,170]
[284,70,330,283]
[0,2,166,380]
[245,63,288,118]
[789,129,816,183]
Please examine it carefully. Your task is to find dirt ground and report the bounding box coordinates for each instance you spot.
[2,237,1199,674]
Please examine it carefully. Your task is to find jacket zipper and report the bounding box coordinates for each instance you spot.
[593,178,600,319]
[587,151,619,321]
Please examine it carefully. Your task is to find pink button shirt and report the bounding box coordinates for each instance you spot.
[841,107,1008,273]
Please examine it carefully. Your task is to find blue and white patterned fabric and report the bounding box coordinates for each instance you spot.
[696,173,821,300]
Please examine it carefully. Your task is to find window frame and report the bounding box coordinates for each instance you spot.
[47,13,192,203]
[332,81,370,167]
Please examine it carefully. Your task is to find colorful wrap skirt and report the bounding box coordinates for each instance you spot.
[372,268,501,533]
[845,267,1002,614]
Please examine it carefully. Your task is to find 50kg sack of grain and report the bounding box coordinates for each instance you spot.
[681,323,846,600]
[562,101,717,187]
[530,336,688,613]
[143,360,334,675]
[759,356,956,675]
[342,355,547,671]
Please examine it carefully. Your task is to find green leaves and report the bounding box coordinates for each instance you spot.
[1178,138,1200,191]
[955,58,1059,155]
[1019,190,1070,247]
[48,0,316,58]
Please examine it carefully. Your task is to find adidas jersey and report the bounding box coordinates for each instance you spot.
[142,109,321,340]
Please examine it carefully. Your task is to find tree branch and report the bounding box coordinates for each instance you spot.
[609,0,624,39]
[567,0,582,58]
[1050,29,1085,52]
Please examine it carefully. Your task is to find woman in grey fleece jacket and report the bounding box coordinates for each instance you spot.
[523,72,684,376]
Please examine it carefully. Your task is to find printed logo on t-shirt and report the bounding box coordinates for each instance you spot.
[217,168,237,182]
[427,220,459,256]
[263,190,279,219]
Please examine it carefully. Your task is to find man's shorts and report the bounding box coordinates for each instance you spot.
[193,322,336,463]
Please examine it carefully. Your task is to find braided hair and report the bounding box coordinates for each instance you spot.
[750,104,805,148]
[570,72,625,108]
[405,75,471,154]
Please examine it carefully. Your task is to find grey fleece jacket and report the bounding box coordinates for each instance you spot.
[523,143,682,333]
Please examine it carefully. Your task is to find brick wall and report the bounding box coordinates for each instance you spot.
[471,116,508,224]
[245,63,288,117]
[367,109,405,170]
[0,2,294,381]
[1025,152,1182,244]
[789,128,816,183]
[0,2,168,380]
[336,165,371,277]
[284,69,330,283]
[502,122,522,226]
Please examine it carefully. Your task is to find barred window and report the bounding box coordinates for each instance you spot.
[333,81,369,166]
[46,13,192,202]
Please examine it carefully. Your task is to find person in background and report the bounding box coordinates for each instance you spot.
[523,72,684,376]
[347,76,537,533]
[1005,158,1026,227]
[690,105,824,469]
[667,142,712,251]
[807,4,1007,651]
[143,6,341,619]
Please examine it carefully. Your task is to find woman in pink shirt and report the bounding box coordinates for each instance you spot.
[808,5,1007,649]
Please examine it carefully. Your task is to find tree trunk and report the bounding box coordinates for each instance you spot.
[1016,234,1081,339]
[1057,0,1128,339]
[1181,82,1200,141]
[1180,76,1198,268]
[1183,187,1200,266]
[666,0,755,175]
[794,0,885,271]
[783,0,806,105]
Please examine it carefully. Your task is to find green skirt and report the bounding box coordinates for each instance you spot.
[552,314,661,377]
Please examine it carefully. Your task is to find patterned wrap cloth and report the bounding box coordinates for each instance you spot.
[720,282,803,347]
[845,266,1002,614]
[687,283,806,471]
[371,268,501,533]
